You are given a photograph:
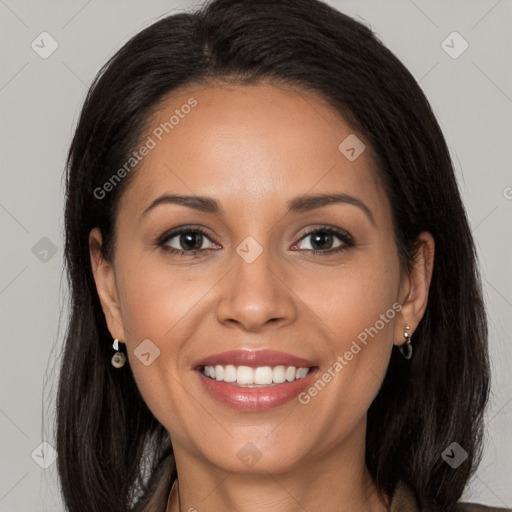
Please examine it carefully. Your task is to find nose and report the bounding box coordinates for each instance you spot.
[215,248,297,333]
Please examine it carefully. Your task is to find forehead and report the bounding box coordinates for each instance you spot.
[118,81,388,221]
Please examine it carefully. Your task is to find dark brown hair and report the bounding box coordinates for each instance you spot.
[56,0,490,510]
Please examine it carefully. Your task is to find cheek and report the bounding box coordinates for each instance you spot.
[117,256,200,342]
[113,260,180,407]
[298,250,400,346]
[114,258,217,432]
[296,252,400,411]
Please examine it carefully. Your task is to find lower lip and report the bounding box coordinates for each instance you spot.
[196,368,318,411]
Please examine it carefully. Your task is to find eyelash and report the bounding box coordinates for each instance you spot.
[157,225,354,257]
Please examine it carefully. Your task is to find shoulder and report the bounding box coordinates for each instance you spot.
[456,502,512,511]
[390,480,511,512]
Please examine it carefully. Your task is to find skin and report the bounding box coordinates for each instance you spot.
[89,81,434,512]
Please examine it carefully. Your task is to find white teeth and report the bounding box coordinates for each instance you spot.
[254,366,273,385]
[285,366,296,382]
[272,365,286,384]
[223,364,237,382]
[296,367,309,379]
[215,365,224,381]
[237,365,254,385]
[202,364,311,386]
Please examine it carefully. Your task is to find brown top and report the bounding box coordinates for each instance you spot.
[390,480,511,512]
[143,461,511,512]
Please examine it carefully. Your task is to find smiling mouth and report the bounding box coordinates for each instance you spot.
[200,364,314,387]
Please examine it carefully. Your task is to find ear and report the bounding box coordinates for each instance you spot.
[394,231,435,346]
[89,227,125,341]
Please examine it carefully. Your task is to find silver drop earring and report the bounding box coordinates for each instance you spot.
[398,324,413,360]
[111,338,127,368]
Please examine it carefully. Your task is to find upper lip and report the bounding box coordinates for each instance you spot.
[193,349,317,369]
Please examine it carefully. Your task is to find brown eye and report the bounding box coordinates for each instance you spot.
[168,231,206,251]
[294,227,354,254]
[158,227,218,256]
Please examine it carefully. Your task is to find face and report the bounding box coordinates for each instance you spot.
[90,81,432,476]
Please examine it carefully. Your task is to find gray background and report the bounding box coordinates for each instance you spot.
[0,0,511,510]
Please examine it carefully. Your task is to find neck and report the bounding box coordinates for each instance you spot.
[167,421,388,512]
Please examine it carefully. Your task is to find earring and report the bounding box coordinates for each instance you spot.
[398,324,413,360]
[111,338,126,368]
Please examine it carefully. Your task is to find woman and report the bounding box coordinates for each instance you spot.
[56,0,510,510]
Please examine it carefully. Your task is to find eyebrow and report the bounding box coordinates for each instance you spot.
[142,192,375,226]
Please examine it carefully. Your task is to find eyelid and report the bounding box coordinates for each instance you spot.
[157,224,354,255]
[296,225,353,243]
[292,225,354,252]
[156,225,217,246]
